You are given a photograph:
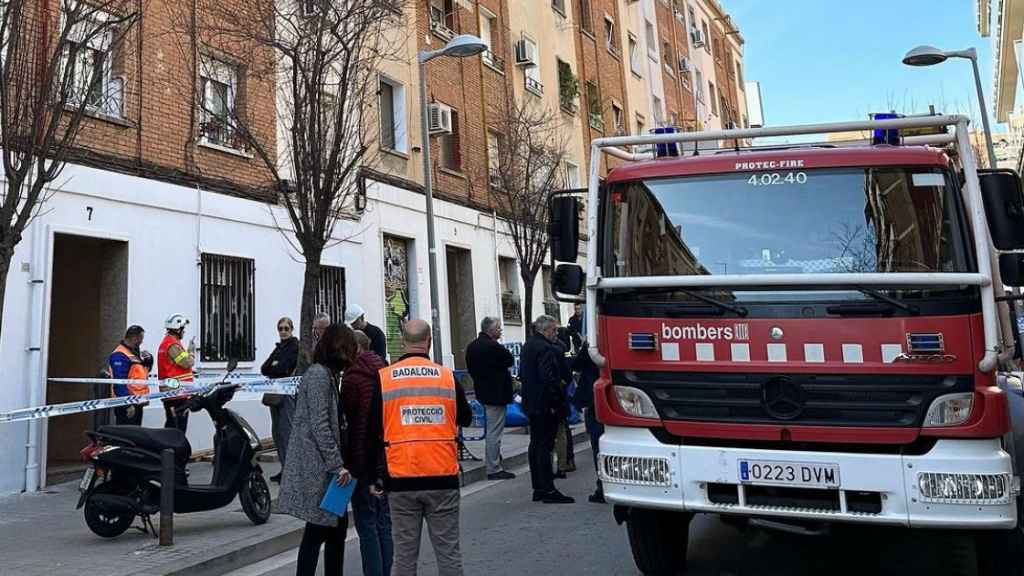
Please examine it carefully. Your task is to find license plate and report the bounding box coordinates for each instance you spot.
[79,466,95,492]
[738,459,840,488]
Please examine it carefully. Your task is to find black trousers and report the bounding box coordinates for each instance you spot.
[296,515,349,576]
[528,411,558,493]
[163,400,189,432]
[114,404,143,426]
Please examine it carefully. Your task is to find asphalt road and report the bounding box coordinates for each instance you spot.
[248,449,985,576]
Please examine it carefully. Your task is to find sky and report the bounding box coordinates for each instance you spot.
[727,0,1006,134]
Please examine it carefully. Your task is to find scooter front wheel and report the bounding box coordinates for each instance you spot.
[84,482,136,538]
[240,468,272,525]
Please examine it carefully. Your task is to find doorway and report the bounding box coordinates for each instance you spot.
[45,233,128,484]
[445,246,476,369]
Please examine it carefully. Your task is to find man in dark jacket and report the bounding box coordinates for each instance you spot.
[465,316,516,480]
[346,303,388,363]
[520,315,574,504]
[343,331,392,576]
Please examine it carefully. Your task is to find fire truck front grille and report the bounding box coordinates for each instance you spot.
[616,371,972,428]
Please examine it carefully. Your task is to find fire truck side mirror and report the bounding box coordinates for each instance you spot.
[979,169,1024,250]
[549,196,580,262]
[999,254,1024,287]
[552,263,585,300]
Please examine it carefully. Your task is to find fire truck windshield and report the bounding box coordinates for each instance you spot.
[606,166,974,302]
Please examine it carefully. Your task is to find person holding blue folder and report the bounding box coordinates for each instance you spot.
[278,324,358,576]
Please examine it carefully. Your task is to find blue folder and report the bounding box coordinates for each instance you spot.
[319,475,357,517]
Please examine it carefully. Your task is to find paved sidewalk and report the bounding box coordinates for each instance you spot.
[0,425,583,576]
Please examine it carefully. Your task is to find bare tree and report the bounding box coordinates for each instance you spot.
[0,0,139,342]
[486,92,571,332]
[175,0,406,348]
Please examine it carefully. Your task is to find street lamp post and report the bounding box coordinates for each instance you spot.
[417,35,487,365]
[903,45,998,168]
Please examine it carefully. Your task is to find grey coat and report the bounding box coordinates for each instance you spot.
[277,363,345,526]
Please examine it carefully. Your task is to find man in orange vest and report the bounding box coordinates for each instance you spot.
[158,313,195,432]
[108,325,153,425]
[380,319,471,576]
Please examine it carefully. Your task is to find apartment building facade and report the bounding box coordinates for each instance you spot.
[0,0,751,494]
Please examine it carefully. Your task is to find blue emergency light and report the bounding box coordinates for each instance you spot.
[871,112,901,145]
[653,126,680,158]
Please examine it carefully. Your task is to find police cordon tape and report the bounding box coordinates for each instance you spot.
[47,372,269,386]
[0,376,301,424]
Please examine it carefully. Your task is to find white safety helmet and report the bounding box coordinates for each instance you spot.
[165,313,190,331]
[344,304,365,327]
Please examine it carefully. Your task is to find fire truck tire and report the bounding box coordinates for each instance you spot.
[626,508,692,575]
[973,499,1024,576]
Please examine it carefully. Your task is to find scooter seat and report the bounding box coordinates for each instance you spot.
[97,425,192,465]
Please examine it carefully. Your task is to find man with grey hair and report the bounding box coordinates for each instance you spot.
[465,316,516,480]
[519,315,574,503]
[296,312,332,376]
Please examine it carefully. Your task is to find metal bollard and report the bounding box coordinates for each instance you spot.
[160,448,174,546]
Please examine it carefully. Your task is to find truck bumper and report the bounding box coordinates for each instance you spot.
[599,426,1018,529]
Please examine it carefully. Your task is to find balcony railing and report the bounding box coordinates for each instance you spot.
[525,76,544,96]
[501,292,522,325]
[483,49,505,72]
[199,115,248,151]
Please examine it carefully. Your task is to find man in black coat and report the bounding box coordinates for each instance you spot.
[346,303,388,363]
[520,315,574,504]
[466,317,516,480]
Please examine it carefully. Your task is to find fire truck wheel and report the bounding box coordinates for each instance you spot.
[974,499,1024,576]
[625,508,692,575]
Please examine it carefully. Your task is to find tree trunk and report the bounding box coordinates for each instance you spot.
[0,248,10,346]
[299,251,323,357]
[522,275,535,337]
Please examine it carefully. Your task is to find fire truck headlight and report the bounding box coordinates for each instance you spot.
[922,392,974,427]
[917,472,1012,504]
[613,385,659,419]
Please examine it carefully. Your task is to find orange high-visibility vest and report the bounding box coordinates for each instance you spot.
[379,356,458,478]
[158,334,194,383]
[110,343,150,396]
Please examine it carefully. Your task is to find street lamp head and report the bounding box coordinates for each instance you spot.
[442,34,487,58]
[902,45,948,67]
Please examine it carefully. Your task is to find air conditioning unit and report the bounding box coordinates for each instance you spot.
[428,103,453,134]
[678,56,690,73]
[690,29,705,48]
[514,39,537,67]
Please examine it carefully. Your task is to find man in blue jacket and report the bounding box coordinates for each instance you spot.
[519,315,574,504]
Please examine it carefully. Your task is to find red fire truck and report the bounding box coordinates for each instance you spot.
[548,115,1024,575]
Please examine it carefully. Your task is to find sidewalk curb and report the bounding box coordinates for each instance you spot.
[136,429,589,576]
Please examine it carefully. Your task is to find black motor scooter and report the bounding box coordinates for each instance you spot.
[77,360,272,538]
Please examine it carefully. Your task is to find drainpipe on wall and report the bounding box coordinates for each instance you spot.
[194,182,202,365]
[492,210,501,318]
[25,221,46,492]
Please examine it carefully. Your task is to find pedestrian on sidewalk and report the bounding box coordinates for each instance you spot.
[342,330,393,576]
[380,319,472,576]
[279,323,357,576]
[465,316,516,481]
[157,313,195,432]
[346,303,388,363]
[296,312,331,376]
[520,315,574,504]
[573,342,605,503]
[108,325,152,425]
[261,316,300,483]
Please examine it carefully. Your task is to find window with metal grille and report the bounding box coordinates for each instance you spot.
[316,265,346,325]
[200,254,255,362]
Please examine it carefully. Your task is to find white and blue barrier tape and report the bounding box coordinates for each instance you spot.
[0,377,301,424]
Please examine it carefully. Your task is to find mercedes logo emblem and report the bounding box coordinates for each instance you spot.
[770,327,784,340]
[762,376,805,420]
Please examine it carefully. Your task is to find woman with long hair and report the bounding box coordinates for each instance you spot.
[278,323,358,576]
